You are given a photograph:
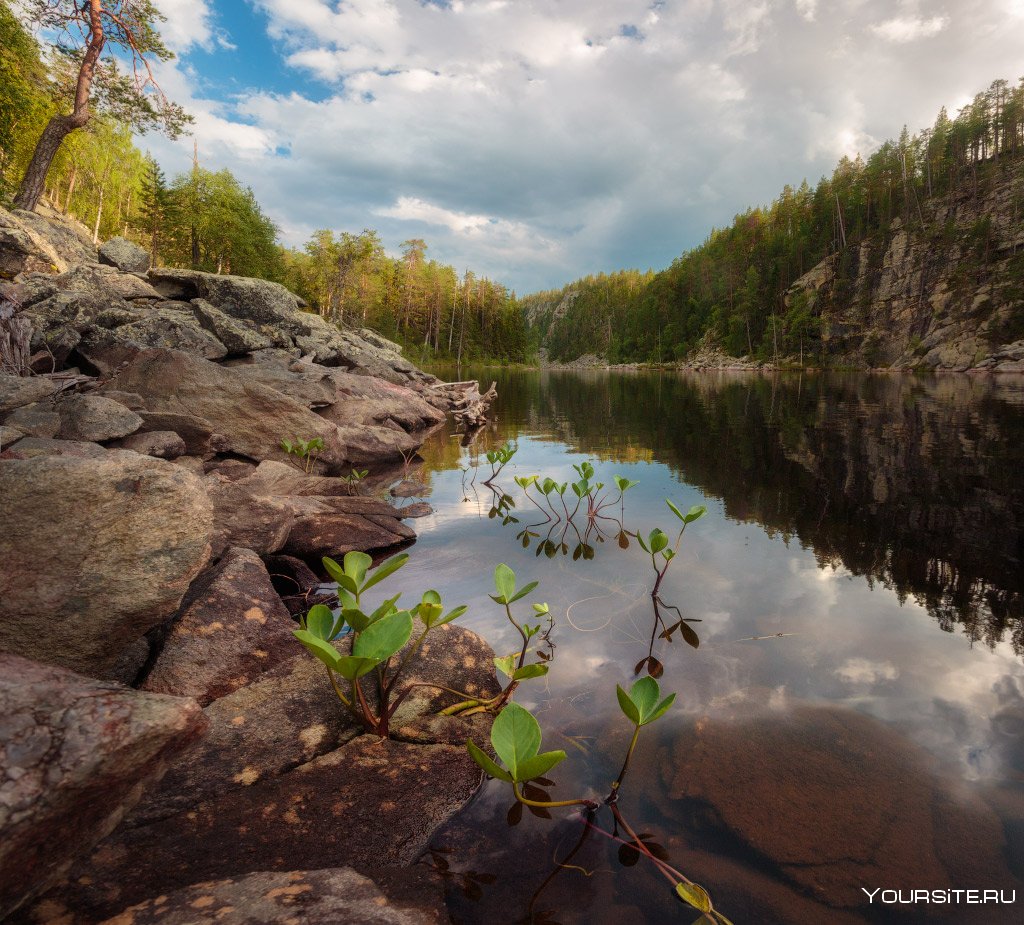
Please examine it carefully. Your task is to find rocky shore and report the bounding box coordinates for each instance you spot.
[0,205,498,923]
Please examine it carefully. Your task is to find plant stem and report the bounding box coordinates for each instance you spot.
[513,781,596,810]
[325,665,351,707]
[609,724,641,796]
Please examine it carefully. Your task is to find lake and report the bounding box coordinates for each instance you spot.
[380,368,1024,924]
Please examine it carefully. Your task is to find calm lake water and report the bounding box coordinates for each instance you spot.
[380,368,1024,924]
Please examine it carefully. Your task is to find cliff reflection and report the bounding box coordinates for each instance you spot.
[438,368,1024,655]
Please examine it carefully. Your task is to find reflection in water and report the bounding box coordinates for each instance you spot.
[385,368,1024,924]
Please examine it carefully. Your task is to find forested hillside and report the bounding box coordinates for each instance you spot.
[0,1,527,363]
[523,78,1024,368]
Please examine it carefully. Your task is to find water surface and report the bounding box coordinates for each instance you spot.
[379,369,1024,924]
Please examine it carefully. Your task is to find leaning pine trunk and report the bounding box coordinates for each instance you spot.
[13,116,82,211]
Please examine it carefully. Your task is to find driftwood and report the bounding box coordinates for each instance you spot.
[451,380,497,429]
[0,285,32,377]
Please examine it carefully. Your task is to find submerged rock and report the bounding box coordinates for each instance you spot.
[0,455,214,676]
[0,653,207,920]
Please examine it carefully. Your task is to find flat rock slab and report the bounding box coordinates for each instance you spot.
[0,373,59,415]
[0,654,207,920]
[283,495,416,558]
[130,654,361,826]
[658,704,1017,907]
[141,547,296,705]
[40,737,482,922]
[94,868,443,925]
[0,455,214,676]
[111,348,350,468]
[204,475,294,558]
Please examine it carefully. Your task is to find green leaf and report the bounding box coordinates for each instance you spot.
[343,550,372,587]
[515,750,566,782]
[646,694,677,725]
[437,604,467,626]
[467,740,513,783]
[322,556,345,584]
[636,532,650,553]
[666,499,685,522]
[333,654,379,680]
[305,604,337,640]
[494,563,516,604]
[508,580,538,604]
[675,883,712,914]
[368,594,401,624]
[293,630,340,671]
[280,439,293,453]
[532,602,549,615]
[354,609,413,662]
[342,607,369,633]
[649,529,668,554]
[493,654,517,678]
[684,504,707,524]
[513,663,549,681]
[491,702,542,780]
[361,553,410,593]
[663,548,676,562]
[616,684,640,724]
[629,676,660,722]
[541,478,556,495]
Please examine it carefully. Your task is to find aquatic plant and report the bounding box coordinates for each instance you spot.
[280,435,324,473]
[483,439,517,484]
[340,468,368,494]
[293,550,467,737]
[466,678,733,923]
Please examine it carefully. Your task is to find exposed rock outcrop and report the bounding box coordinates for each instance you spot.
[0,654,207,919]
[785,160,1024,370]
[0,455,214,676]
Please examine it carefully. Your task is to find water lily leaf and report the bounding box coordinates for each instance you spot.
[361,552,409,593]
[513,663,548,681]
[353,609,413,662]
[293,630,340,670]
[494,563,516,603]
[514,750,566,782]
[675,883,712,914]
[467,740,513,783]
[491,702,541,779]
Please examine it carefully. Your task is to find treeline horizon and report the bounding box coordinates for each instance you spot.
[0,1,529,364]
[522,76,1024,364]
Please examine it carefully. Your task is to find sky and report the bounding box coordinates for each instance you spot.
[143,0,1024,293]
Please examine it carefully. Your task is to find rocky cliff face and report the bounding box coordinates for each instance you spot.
[787,159,1024,370]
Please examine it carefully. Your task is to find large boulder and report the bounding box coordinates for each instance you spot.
[22,291,137,366]
[79,304,229,362]
[205,474,294,557]
[0,653,207,920]
[282,493,416,558]
[2,401,60,438]
[98,236,151,274]
[0,454,214,676]
[0,205,95,278]
[0,372,59,415]
[141,547,297,705]
[109,348,352,469]
[54,393,142,442]
[40,737,482,922]
[95,868,444,925]
[109,429,187,459]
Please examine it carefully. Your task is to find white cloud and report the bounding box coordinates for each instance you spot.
[145,0,1024,290]
[870,15,949,43]
[836,658,900,686]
